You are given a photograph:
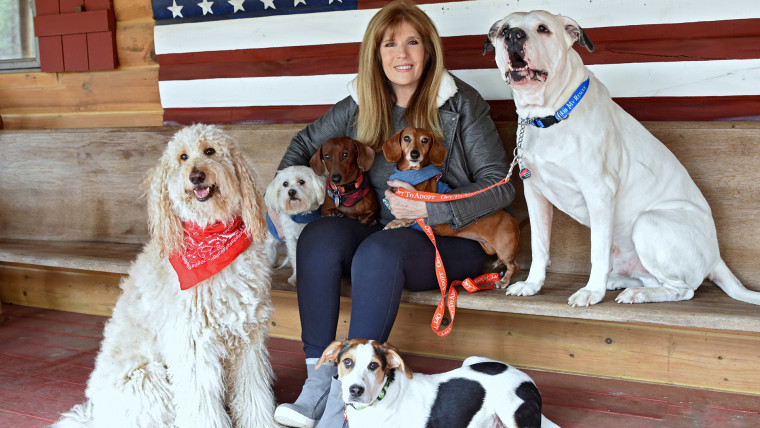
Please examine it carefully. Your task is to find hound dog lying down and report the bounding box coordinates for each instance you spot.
[317,339,559,428]
[483,10,760,306]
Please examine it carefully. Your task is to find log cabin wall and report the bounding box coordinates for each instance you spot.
[0,0,161,129]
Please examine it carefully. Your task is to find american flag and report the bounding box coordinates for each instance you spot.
[152,0,760,126]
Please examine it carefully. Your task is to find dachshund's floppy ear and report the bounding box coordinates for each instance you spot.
[145,156,184,258]
[355,140,376,172]
[429,134,447,167]
[309,145,325,176]
[382,129,405,163]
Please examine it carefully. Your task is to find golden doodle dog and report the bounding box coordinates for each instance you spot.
[309,136,379,226]
[383,127,520,287]
[54,124,278,428]
[484,10,760,306]
[317,339,559,428]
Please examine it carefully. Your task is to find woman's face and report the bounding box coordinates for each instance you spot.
[379,21,426,104]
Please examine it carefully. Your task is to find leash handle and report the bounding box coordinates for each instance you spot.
[416,218,501,337]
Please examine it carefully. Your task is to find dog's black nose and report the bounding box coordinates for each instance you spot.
[349,385,364,398]
[189,170,206,185]
[410,150,420,161]
[331,174,342,184]
[506,28,526,43]
[288,189,297,198]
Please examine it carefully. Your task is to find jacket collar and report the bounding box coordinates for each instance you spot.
[347,71,458,108]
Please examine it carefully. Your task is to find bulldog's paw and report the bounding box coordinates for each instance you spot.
[506,281,542,296]
[606,274,643,290]
[615,287,651,304]
[568,287,605,307]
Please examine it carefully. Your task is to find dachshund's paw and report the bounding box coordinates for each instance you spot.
[384,219,413,230]
[506,280,542,296]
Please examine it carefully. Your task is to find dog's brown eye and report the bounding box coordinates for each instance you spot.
[403,135,411,142]
[342,358,353,368]
[323,154,331,160]
[368,362,379,371]
[537,25,550,34]
[421,137,429,144]
[282,181,289,187]
[204,148,215,156]
[298,179,305,185]
[180,154,188,161]
[341,152,349,160]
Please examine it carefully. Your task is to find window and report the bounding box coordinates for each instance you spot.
[0,0,39,72]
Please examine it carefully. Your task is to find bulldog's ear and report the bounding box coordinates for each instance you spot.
[482,37,494,55]
[561,16,594,52]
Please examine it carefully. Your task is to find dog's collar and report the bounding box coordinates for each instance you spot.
[266,209,321,242]
[327,172,371,207]
[389,165,451,194]
[524,77,590,128]
[348,375,392,411]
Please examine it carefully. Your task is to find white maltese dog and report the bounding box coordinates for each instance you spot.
[265,165,325,285]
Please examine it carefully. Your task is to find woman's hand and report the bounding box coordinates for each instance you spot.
[384,180,428,220]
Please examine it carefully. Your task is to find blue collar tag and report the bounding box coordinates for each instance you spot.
[528,77,590,128]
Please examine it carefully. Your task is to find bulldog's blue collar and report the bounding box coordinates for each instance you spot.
[526,78,590,128]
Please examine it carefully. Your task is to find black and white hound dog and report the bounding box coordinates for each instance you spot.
[317,339,560,428]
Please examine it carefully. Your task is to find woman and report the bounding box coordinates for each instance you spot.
[273,1,515,427]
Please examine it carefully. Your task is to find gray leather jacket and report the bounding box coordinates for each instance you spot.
[278,73,515,229]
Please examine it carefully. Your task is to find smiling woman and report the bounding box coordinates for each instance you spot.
[0,0,39,72]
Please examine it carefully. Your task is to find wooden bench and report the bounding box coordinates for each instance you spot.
[1,123,759,400]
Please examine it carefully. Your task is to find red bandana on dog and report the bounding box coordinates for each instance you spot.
[169,216,252,290]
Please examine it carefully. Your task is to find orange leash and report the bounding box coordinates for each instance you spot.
[395,173,514,337]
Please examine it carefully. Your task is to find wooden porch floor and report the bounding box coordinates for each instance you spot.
[0,303,757,427]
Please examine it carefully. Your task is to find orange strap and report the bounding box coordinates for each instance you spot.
[415,218,502,337]
[396,177,512,336]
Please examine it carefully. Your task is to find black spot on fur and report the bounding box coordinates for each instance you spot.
[514,381,542,428]
[469,361,508,375]
[425,378,485,428]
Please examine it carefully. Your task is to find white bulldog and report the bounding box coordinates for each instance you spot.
[483,10,760,306]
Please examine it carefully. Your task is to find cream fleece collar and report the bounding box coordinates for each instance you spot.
[347,71,457,108]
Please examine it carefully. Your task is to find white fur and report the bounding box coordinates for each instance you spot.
[323,340,559,428]
[54,124,279,428]
[487,11,760,306]
[264,165,325,286]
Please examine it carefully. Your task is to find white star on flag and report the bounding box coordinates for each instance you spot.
[260,0,276,10]
[198,0,214,15]
[228,0,245,12]
[168,0,184,18]
[294,0,306,6]
[328,0,342,3]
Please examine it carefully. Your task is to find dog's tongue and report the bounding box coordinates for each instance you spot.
[195,187,210,198]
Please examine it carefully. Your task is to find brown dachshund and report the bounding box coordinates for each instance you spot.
[310,136,379,226]
[382,127,520,287]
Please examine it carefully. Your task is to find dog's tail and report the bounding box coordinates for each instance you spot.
[52,401,94,428]
[709,259,760,305]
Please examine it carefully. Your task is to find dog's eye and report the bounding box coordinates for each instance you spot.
[323,154,331,161]
[421,137,429,144]
[204,148,215,156]
[282,181,289,187]
[298,179,305,185]
[403,135,411,142]
[368,362,380,371]
[342,358,353,368]
[341,152,349,160]
[180,154,188,161]
[537,25,550,34]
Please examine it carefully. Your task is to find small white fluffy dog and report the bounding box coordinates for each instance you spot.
[54,124,278,428]
[264,165,325,285]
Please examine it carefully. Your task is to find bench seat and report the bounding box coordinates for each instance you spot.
[2,237,758,334]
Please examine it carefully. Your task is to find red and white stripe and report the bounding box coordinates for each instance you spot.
[154,0,760,125]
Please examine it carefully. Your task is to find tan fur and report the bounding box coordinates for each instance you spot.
[383,127,520,287]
